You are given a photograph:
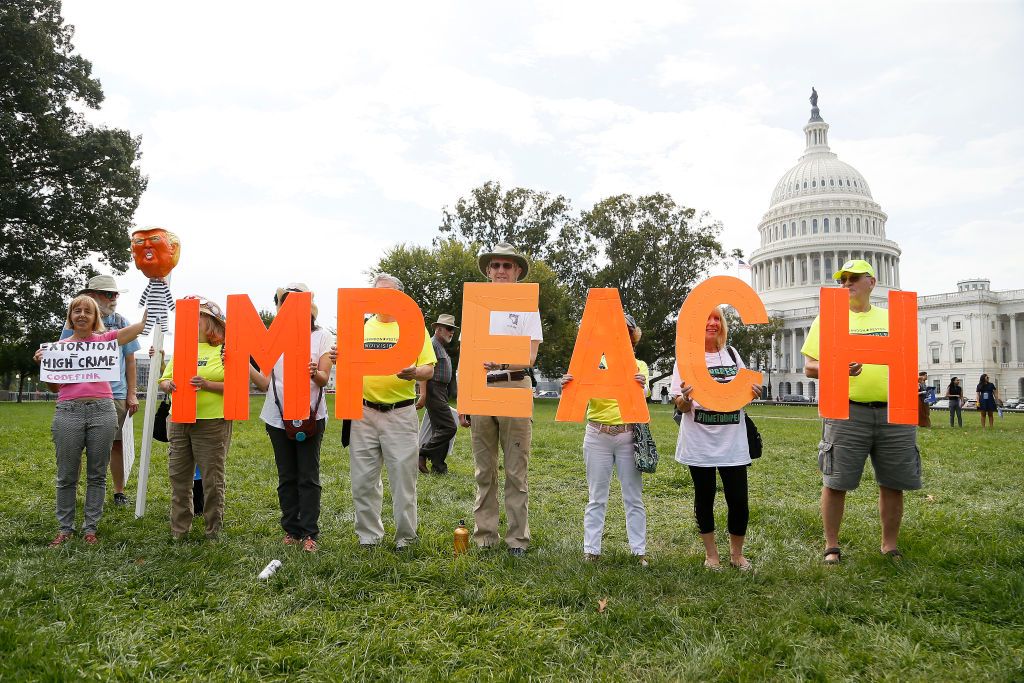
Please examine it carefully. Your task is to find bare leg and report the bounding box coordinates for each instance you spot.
[821,486,846,561]
[110,441,125,494]
[879,485,903,553]
[699,531,720,566]
[729,534,747,566]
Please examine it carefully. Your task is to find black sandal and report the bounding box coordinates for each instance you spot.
[881,548,903,560]
[823,547,841,565]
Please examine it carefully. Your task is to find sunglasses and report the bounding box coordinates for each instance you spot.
[98,291,119,300]
[488,261,518,271]
[838,273,865,285]
[183,295,224,318]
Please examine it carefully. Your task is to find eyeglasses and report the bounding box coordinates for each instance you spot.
[488,261,517,271]
[838,273,864,285]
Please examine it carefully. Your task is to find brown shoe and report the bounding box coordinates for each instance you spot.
[83,533,98,545]
[417,456,429,474]
[48,532,73,548]
[302,538,318,553]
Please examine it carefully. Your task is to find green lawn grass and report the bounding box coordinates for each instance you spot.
[1,399,1022,680]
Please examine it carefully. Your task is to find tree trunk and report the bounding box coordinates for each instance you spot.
[17,373,25,403]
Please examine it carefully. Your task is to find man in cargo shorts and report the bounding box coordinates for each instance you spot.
[801,259,922,564]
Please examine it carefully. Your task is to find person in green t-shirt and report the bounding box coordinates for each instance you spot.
[158,297,232,541]
[340,273,436,550]
[801,260,922,565]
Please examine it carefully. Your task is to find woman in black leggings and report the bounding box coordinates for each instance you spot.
[670,306,762,571]
[944,377,963,427]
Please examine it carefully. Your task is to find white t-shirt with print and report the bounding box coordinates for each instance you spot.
[671,348,751,467]
[486,311,543,379]
[259,328,334,429]
[488,311,543,340]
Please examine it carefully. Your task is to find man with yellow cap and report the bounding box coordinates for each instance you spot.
[801,259,922,565]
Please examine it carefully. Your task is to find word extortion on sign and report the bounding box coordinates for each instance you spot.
[166,277,919,425]
[39,339,121,384]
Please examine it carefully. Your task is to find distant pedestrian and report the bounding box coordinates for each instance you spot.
[917,371,931,428]
[976,374,998,428]
[35,295,146,546]
[417,314,459,475]
[660,385,669,405]
[944,377,963,428]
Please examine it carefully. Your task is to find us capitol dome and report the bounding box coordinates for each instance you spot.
[747,90,1023,403]
[749,89,903,400]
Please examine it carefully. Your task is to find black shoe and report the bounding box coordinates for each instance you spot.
[508,547,526,558]
[113,492,130,507]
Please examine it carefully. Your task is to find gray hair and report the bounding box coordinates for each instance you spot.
[371,272,405,292]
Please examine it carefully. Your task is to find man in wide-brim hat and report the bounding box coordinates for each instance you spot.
[416,314,460,475]
[459,242,542,557]
[62,274,139,508]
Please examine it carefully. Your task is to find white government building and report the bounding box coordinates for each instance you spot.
[749,91,1024,402]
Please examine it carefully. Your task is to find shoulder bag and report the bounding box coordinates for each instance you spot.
[272,370,323,442]
[726,346,763,460]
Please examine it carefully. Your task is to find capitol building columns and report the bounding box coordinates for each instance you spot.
[749,91,901,400]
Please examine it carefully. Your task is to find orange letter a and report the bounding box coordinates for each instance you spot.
[556,289,648,423]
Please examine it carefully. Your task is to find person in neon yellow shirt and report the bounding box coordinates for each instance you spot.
[561,313,649,567]
[340,273,436,550]
[802,260,922,565]
[158,297,232,540]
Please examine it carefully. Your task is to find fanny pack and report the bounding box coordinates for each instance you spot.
[272,370,323,442]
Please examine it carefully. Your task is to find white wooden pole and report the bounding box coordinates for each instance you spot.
[134,323,163,519]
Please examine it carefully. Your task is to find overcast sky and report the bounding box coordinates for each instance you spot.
[62,0,1024,336]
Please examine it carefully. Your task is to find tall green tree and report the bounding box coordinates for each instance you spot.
[579,193,728,378]
[0,0,146,397]
[438,180,575,262]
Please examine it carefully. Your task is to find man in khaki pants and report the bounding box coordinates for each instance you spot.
[343,273,436,550]
[458,243,542,557]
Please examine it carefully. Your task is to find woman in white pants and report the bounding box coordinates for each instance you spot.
[561,314,649,566]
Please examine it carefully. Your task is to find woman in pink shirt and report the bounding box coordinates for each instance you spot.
[35,295,146,547]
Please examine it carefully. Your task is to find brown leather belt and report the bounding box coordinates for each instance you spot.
[362,398,415,412]
[486,371,528,384]
[588,421,631,435]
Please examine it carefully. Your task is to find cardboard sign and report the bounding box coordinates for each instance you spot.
[818,289,918,424]
[675,276,768,412]
[122,413,136,480]
[39,339,121,384]
[456,282,538,418]
[335,288,426,419]
[170,297,200,423]
[224,292,312,421]
[556,288,648,423]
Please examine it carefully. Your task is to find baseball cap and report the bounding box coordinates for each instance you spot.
[832,259,875,280]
